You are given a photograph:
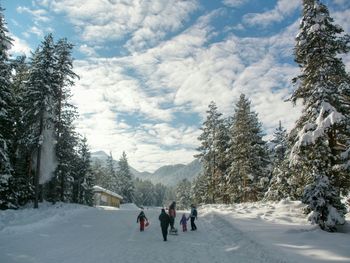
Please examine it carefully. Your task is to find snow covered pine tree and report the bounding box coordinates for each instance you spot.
[290,0,350,231]
[0,6,15,209]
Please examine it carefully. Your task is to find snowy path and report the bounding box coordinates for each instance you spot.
[0,205,290,263]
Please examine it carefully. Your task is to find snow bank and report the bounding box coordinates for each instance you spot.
[200,199,308,225]
[95,203,140,211]
[0,202,92,235]
[120,203,140,210]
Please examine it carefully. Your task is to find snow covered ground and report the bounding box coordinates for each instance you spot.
[0,201,349,263]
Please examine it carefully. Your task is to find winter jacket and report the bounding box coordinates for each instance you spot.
[168,202,176,218]
[159,210,170,228]
[137,211,148,222]
[190,207,197,218]
[179,215,187,225]
[169,208,176,218]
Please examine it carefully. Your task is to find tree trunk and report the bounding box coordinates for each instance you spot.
[34,113,44,209]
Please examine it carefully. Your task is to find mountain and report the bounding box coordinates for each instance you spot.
[90,151,202,186]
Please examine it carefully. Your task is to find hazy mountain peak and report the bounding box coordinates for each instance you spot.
[91,151,202,186]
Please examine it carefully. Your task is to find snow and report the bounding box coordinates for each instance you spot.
[0,201,349,263]
[290,102,344,164]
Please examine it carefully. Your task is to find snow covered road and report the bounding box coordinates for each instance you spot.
[0,204,288,263]
[1,203,349,263]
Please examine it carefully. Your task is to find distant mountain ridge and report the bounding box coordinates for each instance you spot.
[91,151,202,186]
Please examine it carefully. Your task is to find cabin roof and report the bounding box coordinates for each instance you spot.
[93,185,123,200]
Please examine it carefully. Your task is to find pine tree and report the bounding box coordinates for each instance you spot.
[195,101,223,203]
[154,183,167,206]
[214,118,231,203]
[226,94,270,202]
[53,37,79,203]
[265,122,291,201]
[91,160,109,189]
[290,0,349,231]
[191,173,209,204]
[117,151,135,203]
[0,6,15,209]
[76,137,94,206]
[10,56,34,206]
[271,121,288,165]
[22,34,58,208]
[176,179,191,209]
[106,152,119,193]
[50,105,78,203]
[133,178,156,206]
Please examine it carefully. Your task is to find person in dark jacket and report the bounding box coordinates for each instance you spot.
[159,208,170,241]
[188,204,197,231]
[137,209,148,232]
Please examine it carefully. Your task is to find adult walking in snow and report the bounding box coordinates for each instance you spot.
[189,204,197,231]
[159,208,170,241]
[168,201,176,230]
[136,209,148,232]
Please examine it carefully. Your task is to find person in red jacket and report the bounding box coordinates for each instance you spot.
[137,209,148,232]
[168,201,176,231]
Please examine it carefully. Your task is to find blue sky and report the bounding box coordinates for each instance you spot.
[3,0,350,172]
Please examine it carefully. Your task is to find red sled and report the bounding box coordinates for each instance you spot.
[145,221,150,227]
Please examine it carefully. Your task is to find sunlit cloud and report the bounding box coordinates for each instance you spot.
[9,34,32,56]
[16,6,50,23]
[222,0,251,8]
[243,0,301,27]
[70,12,305,171]
[78,44,98,57]
[6,0,349,172]
[36,0,199,52]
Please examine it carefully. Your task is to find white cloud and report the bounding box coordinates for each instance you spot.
[36,0,199,52]
[70,12,306,171]
[243,0,301,27]
[222,0,250,8]
[78,44,98,57]
[61,2,348,172]
[333,0,349,6]
[28,26,44,37]
[333,9,350,34]
[16,6,50,23]
[9,34,32,56]
[71,75,200,172]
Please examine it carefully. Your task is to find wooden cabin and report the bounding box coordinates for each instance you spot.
[93,186,123,208]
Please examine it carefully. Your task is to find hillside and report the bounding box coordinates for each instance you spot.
[91,151,202,186]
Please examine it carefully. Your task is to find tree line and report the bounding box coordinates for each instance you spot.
[0,6,96,209]
[192,0,350,232]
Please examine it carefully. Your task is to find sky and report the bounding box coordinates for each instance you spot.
[2,0,350,172]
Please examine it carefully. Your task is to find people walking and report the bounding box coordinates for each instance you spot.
[159,208,170,241]
[189,204,197,231]
[136,209,148,232]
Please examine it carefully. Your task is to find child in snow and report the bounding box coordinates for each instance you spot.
[179,214,188,232]
[137,209,148,232]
